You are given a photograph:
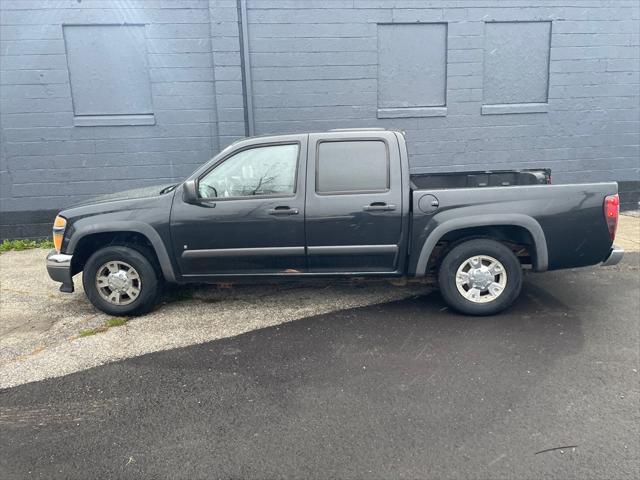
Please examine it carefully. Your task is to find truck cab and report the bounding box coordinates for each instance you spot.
[173,129,409,278]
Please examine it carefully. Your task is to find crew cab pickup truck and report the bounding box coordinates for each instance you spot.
[46,129,623,316]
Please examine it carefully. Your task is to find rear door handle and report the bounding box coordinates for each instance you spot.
[363,202,396,212]
[268,206,299,215]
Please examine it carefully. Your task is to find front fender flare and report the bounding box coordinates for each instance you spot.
[414,214,548,277]
[67,221,177,283]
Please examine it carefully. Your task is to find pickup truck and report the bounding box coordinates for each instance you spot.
[46,128,623,316]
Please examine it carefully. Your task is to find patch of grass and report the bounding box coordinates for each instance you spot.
[78,317,128,338]
[105,317,128,328]
[79,328,100,337]
[0,238,55,253]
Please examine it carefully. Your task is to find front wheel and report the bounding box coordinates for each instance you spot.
[82,246,161,316]
[438,239,523,316]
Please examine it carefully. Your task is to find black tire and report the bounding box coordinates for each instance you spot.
[438,239,522,316]
[82,245,161,316]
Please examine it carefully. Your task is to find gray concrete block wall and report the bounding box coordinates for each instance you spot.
[1,0,639,238]
[209,0,247,146]
[0,0,220,231]
[245,0,639,185]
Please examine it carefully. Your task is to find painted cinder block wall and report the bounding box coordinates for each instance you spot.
[1,0,638,238]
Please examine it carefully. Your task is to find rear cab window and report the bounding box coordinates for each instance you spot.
[316,140,389,194]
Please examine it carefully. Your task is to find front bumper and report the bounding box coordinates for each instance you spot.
[46,249,74,292]
[601,245,624,267]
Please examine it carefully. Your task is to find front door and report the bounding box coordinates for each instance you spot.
[305,131,403,273]
[171,135,307,277]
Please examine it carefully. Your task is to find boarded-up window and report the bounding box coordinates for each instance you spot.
[483,21,551,106]
[377,23,447,117]
[63,25,154,125]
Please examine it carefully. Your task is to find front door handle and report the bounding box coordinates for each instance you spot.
[363,202,396,212]
[268,206,299,216]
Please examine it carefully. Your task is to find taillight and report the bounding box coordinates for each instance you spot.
[604,194,619,241]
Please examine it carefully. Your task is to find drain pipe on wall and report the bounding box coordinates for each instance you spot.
[237,0,255,136]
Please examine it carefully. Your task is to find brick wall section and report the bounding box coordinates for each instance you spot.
[1,0,639,238]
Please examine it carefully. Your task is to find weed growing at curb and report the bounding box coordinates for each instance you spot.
[78,317,128,338]
[0,238,54,253]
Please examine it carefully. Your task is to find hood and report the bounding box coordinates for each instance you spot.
[68,183,177,209]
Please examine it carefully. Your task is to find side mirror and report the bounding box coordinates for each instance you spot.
[182,179,199,204]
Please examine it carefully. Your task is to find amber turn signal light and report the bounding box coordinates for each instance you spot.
[52,215,66,252]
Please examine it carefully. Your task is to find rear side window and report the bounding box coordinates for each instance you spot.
[316,140,389,194]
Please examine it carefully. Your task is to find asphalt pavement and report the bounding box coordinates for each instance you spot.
[1,254,638,479]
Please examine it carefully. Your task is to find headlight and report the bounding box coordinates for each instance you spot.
[52,215,66,252]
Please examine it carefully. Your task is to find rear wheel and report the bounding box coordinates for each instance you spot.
[82,245,161,316]
[438,239,522,316]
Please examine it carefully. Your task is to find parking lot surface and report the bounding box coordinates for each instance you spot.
[0,249,423,388]
[1,253,638,479]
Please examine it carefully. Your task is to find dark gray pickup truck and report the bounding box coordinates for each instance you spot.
[46,128,623,316]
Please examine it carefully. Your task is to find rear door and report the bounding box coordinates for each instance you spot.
[305,131,403,273]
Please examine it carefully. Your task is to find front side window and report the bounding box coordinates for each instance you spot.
[316,140,389,194]
[199,144,299,199]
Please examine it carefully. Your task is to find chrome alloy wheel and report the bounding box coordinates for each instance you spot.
[455,255,507,304]
[95,261,141,306]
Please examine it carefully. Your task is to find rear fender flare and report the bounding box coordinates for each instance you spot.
[414,214,548,276]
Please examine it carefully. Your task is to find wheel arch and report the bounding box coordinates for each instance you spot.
[68,222,177,282]
[414,214,548,277]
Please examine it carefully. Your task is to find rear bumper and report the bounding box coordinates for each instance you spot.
[601,246,624,267]
[46,249,74,292]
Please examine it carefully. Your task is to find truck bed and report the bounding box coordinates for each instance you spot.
[410,169,551,190]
